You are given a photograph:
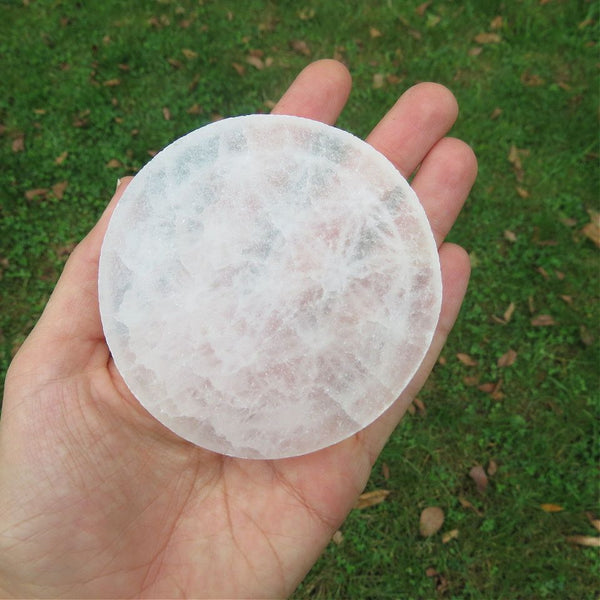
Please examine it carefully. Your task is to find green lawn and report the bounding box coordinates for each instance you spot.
[1,0,598,597]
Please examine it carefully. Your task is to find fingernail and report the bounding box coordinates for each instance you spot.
[115,178,122,192]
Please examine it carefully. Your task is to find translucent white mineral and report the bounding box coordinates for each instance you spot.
[98,114,441,459]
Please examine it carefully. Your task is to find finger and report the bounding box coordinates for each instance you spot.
[359,242,471,463]
[271,59,352,124]
[412,137,478,247]
[366,82,459,178]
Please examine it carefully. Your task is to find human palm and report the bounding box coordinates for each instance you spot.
[0,60,476,598]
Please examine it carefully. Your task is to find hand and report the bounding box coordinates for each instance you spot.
[0,60,476,598]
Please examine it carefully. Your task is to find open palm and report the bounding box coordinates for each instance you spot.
[0,60,476,599]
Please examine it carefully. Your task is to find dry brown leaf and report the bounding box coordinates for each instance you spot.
[332,530,344,545]
[585,512,600,532]
[582,210,600,247]
[382,462,390,480]
[12,134,25,152]
[187,103,204,115]
[565,535,600,547]
[168,58,182,69]
[503,302,516,322]
[560,295,573,305]
[497,349,517,367]
[25,188,48,201]
[442,528,459,543]
[231,62,245,76]
[474,32,501,44]
[504,230,517,242]
[487,460,498,476]
[246,55,264,70]
[463,375,480,387]
[516,186,530,198]
[415,1,432,16]
[106,158,122,169]
[355,489,390,509]
[478,382,497,394]
[531,314,556,326]
[468,47,483,56]
[469,465,488,494]
[386,74,402,85]
[372,73,385,89]
[51,180,68,200]
[536,266,549,280]
[580,325,595,347]
[369,27,382,38]
[459,495,484,516]
[162,107,171,121]
[182,48,198,59]
[521,71,545,87]
[457,353,477,366]
[54,151,68,165]
[490,16,504,29]
[490,107,503,119]
[118,63,130,71]
[425,567,438,577]
[419,506,445,537]
[540,503,564,513]
[297,8,315,20]
[413,397,426,415]
[103,78,121,87]
[290,40,311,56]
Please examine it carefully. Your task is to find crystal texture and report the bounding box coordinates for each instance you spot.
[98,114,442,459]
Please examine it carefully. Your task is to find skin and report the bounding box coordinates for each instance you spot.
[0,59,477,598]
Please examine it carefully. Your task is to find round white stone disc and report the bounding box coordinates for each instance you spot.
[98,114,441,459]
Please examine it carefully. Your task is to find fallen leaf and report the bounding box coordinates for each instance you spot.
[459,495,484,516]
[182,48,198,59]
[33,108,46,115]
[232,62,245,76]
[382,462,390,480]
[189,74,200,91]
[369,27,382,38]
[536,266,549,280]
[442,529,459,543]
[586,512,600,532]
[541,503,564,513]
[51,180,68,199]
[581,210,600,247]
[490,107,502,119]
[580,325,595,346]
[468,47,483,56]
[521,71,545,87]
[503,302,516,322]
[25,188,48,201]
[504,230,517,242]
[487,460,498,476]
[469,465,488,494]
[490,15,504,29]
[54,151,68,165]
[560,295,573,305]
[456,353,477,366]
[162,107,171,121]
[415,1,431,16]
[474,32,501,44]
[497,349,517,367]
[565,535,600,547]
[528,296,536,314]
[332,530,344,544]
[103,78,121,87]
[12,134,25,152]
[168,58,182,69]
[290,39,311,56]
[386,74,402,85]
[425,567,438,577]
[372,73,385,89]
[246,55,264,70]
[187,103,204,115]
[355,489,390,509]
[478,382,497,394]
[106,158,122,168]
[555,270,565,280]
[419,506,445,537]
[516,186,530,198]
[463,375,480,386]
[118,63,130,71]
[413,397,426,415]
[531,314,556,326]
[297,8,315,20]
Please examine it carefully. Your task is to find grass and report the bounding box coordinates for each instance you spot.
[1,0,598,597]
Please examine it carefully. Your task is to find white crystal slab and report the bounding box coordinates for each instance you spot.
[98,114,441,459]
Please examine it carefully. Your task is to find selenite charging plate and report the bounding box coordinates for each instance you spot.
[98,114,441,459]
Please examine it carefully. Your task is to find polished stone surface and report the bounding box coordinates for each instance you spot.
[98,114,441,458]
